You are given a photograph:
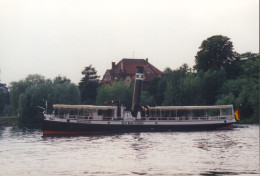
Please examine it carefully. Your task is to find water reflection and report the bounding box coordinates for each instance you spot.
[0,125,259,176]
[195,133,237,151]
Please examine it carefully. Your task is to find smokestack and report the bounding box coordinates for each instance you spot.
[131,66,144,117]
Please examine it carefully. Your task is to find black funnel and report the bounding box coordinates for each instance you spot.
[131,66,144,117]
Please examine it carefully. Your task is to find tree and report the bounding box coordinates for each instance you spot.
[18,79,81,124]
[198,69,227,105]
[216,77,259,122]
[79,65,100,104]
[194,35,235,71]
[8,74,81,124]
[162,64,194,106]
[239,52,259,79]
[0,83,10,116]
[140,90,156,107]
[96,81,133,110]
[146,77,164,106]
[24,74,45,87]
[53,75,71,84]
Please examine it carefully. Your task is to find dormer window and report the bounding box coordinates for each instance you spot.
[146,67,153,74]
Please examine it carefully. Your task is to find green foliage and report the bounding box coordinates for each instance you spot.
[9,80,28,114]
[163,64,196,105]
[198,69,227,105]
[146,77,164,106]
[0,83,9,116]
[182,73,203,105]
[96,81,156,110]
[194,35,235,71]
[141,90,156,107]
[239,52,259,79]
[53,75,71,84]
[145,48,258,122]
[236,79,259,122]
[9,75,81,124]
[79,65,100,104]
[215,52,259,122]
[216,93,235,105]
[96,81,133,110]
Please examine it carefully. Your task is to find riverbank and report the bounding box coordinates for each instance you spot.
[238,116,259,124]
[0,116,19,126]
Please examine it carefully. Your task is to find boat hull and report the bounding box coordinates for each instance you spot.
[43,119,234,135]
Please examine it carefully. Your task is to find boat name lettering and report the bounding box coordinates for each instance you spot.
[77,119,91,124]
[122,121,144,125]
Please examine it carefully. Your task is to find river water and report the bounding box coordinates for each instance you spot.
[0,125,259,176]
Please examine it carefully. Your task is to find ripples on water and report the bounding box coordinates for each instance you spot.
[0,125,259,176]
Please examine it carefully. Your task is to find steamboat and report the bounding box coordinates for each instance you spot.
[43,67,237,135]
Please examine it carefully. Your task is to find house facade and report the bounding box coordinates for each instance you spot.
[101,58,163,86]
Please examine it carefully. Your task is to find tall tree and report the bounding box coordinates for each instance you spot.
[79,65,100,104]
[9,74,44,115]
[53,75,71,84]
[194,35,235,71]
[0,83,9,116]
[96,81,133,110]
[18,76,81,124]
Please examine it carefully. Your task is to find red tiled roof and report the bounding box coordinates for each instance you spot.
[118,58,163,75]
[102,58,163,84]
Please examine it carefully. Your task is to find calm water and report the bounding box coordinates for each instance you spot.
[0,125,259,176]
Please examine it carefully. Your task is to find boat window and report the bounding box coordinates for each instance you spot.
[88,110,93,117]
[78,110,85,117]
[69,109,77,116]
[54,109,59,116]
[221,108,232,115]
[156,110,160,117]
[164,110,171,117]
[150,110,155,117]
[57,109,70,118]
[103,109,113,117]
[191,110,205,117]
[98,110,102,116]
[177,110,190,117]
[208,109,220,116]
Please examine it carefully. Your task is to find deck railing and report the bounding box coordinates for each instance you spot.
[52,114,233,121]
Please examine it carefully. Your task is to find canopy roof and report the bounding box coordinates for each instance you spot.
[148,105,233,110]
[53,104,233,111]
[53,104,117,110]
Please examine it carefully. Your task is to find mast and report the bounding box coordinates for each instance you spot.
[131,66,144,117]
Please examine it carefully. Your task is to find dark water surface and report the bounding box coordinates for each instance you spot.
[0,125,259,176]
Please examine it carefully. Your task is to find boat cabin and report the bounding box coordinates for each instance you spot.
[51,104,118,120]
[50,104,234,122]
[145,105,234,121]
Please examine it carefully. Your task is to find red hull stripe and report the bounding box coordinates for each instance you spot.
[43,131,110,135]
[216,125,233,130]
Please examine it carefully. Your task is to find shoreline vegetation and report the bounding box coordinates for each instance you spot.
[0,116,19,126]
[0,35,259,125]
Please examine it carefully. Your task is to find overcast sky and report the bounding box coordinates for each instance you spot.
[0,0,259,85]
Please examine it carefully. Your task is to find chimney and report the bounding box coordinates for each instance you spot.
[146,58,148,63]
[131,66,144,117]
[120,61,124,71]
[112,62,115,69]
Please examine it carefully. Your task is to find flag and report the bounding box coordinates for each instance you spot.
[234,108,240,121]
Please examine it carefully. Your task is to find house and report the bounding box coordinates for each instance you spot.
[101,58,163,86]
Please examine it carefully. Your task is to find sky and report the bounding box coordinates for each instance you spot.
[0,0,259,85]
